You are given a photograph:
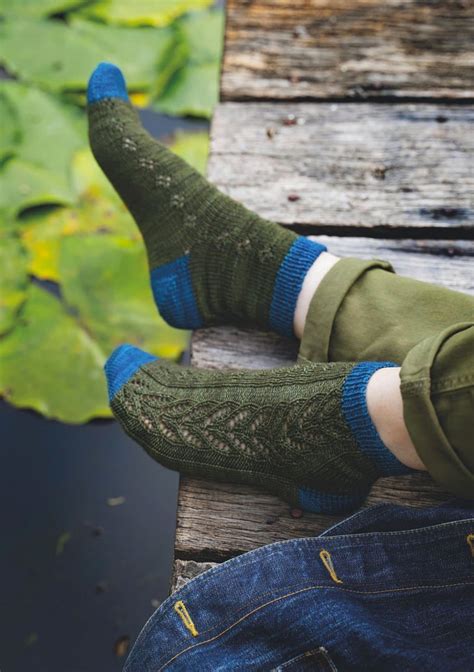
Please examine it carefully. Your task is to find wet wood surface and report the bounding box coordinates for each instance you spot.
[172,0,474,592]
[222,0,474,101]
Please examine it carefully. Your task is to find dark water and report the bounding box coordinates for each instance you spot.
[0,112,205,671]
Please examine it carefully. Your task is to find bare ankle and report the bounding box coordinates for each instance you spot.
[367,367,426,471]
[294,250,340,338]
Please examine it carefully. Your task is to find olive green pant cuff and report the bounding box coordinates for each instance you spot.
[298,258,394,364]
[400,322,474,499]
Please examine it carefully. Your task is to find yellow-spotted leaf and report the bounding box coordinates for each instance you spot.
[0,284,110,423]
[58,234,189,359]
[0,233,29,335]
[78,0,213,27]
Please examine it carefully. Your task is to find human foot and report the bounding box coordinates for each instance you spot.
[105,344,412,513]
[87,63,326,337]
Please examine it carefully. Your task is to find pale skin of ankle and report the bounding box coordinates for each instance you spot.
[294,246,426,471]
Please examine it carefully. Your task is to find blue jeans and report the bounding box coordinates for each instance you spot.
[125,503,474,671]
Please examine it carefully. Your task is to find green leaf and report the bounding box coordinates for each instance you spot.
[58,234,189,359]
[0,159,75,217]
[0,81,84,176]
[20,148,138,280]
[0,234,29,335]
[78,0,213,27]
[179,9,225,64]
[0,284,110,423]
[153,10,224,118]
[0,17,180,93]
[0,91,20,163]
[0,0,88,19]
[154,61,220,118]
[170,131,209,175]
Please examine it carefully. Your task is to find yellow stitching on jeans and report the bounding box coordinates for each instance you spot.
[467,534,474,557]
[174,600,198,637]
[319,549,343,584]
[159,581,474,670]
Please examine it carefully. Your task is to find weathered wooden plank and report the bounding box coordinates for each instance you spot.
[222,0,474,101]
[175,475,449,560]
[208,103,474,231]
[176,237,473,560]
[171,559,218,594]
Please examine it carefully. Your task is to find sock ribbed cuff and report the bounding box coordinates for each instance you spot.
[342,362,412,476]
[105,344,157,401]
[269,237,327,338]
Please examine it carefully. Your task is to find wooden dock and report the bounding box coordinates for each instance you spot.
[172,0,474,589]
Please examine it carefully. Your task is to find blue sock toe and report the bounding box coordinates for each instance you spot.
[87,62,129,104]
[105,344,157,401]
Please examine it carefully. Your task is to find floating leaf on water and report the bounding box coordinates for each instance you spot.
[0,81,84,176]
[0,158,75,217]
[153,10,224,119]
[178,9,225,64]
[0,91,20,162]
[55,531,72,555]
[154,61,220,119]
[170,131,209,175]
[24,632,39,648]
[107,495,126,506]
[58,234,189,359]
[114,634,130,658]
[0,233,29,335]
[0,284,110,423]
[0,0,87,19]
[0,18,181,93]
[79,0,214,27]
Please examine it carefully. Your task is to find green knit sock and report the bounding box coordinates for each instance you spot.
[87,63,326,338]
[105,344,411,513]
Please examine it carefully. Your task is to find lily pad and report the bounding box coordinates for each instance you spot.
[0,91,20,163]
[170,131,209,175]
[153,10,224,118]
[78,0,214,27]
[0,158,75,216]
[0,234,29,335]
[0,81,84,176]
[20,148,138,280]
[0,0,87,18]
[58,234,189,359]
[0,284,110,423]
[0,18,180,93]
[155,62,220,118]
[178,9,225,64]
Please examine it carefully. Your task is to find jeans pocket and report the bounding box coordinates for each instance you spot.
[270,646,338,671]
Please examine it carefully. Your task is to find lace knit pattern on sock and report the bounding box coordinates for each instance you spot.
[111,360,379,505]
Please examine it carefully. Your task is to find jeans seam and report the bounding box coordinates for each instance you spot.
[157,580,474,671]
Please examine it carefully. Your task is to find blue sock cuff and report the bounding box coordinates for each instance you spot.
[269,237,327,338]
[342,362,412,476]
[105,344,157,401]
[151,254,204,329]
[298,486,368,514]
[87,62,129,104]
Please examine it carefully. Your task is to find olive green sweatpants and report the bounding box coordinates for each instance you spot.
[298,258,474,499]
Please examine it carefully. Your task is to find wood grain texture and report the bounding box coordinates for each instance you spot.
[175,475,450,560]
[222,0,474,101]
[177,237,473,560]
[208,103,474,231]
